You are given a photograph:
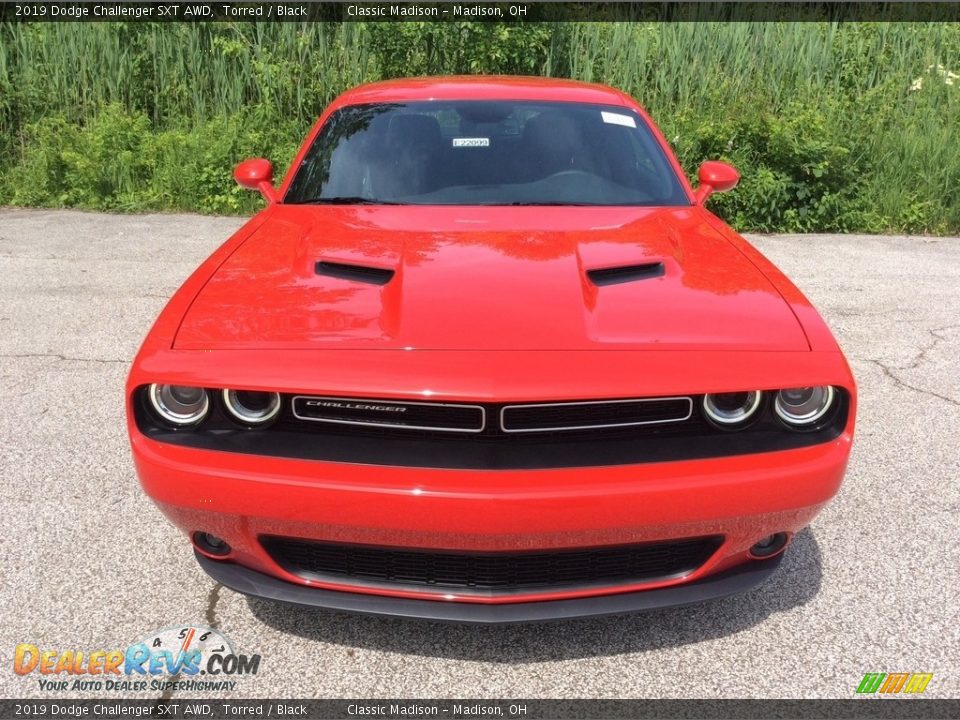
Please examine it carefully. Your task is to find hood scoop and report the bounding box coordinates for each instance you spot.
[587,261,665,287]
[316,260,395,286]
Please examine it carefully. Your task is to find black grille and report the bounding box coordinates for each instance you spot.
[291,395,693,434]
[262,536,722,596]
[502,397,691,432]
[292,396,484,432]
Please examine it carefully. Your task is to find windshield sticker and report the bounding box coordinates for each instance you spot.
[452,137,491,148]
[600,111,637,128]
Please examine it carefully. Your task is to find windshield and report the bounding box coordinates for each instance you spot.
[284,101,690,206]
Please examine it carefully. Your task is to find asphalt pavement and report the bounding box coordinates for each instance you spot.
[0,208,957,699]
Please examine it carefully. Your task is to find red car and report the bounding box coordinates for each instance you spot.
[127,77,856,622]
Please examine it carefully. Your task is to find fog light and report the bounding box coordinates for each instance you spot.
[194,532,231,557]
[749,532,789,558]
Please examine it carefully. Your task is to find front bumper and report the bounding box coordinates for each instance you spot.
[196,549,784,623]
[133,426,850,613]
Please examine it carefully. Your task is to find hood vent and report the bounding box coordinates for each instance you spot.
[587,261,665,287]
[316,260,395,286]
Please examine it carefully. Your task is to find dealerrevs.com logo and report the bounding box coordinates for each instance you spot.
[13,625,260,693]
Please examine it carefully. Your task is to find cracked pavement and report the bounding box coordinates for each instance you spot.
[0,208,958,699]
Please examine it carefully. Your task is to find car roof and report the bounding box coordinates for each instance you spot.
[332,76,634,108]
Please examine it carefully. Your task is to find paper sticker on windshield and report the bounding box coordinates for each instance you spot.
[453,137,490,148]
[600,111,637,128]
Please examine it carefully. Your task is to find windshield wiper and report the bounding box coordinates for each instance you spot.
[287,196,403,205]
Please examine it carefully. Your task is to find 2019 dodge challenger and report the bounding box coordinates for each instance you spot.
[126,77,856,622]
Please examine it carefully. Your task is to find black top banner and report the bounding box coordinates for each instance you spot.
[3,699,960,720]
[2,1,960,23]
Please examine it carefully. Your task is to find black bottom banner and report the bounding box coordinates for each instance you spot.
[3,699,960,720]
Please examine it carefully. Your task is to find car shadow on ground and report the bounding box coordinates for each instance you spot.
[246,528,822,662]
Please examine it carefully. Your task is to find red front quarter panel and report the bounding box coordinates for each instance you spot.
[135,210,273,355]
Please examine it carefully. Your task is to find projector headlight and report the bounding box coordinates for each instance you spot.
[148,384,210,426]
[702,391,762,428]
[222,389,282,426]
[775,386,835,427]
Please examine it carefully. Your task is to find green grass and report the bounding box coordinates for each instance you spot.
[1,21,958,232]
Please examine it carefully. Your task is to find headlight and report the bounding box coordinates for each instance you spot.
[222,389,282,425]
[775,386,835,427]
[148,384,210,426]
[702,391,762,427]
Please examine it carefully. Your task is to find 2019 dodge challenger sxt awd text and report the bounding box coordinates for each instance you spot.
[127,77,856,622]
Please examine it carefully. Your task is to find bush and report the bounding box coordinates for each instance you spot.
[0,21,957,234]
[6,106,303,213]
[7,109,157,209]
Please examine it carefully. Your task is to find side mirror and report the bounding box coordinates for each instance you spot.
[694,161,739,205]
[234,158,277,204]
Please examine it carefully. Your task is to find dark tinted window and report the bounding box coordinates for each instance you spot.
[285,101,690,206]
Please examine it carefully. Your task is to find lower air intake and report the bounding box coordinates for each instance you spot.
[261,535,723,596]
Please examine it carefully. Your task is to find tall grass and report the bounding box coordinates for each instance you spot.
[0,21,957,231]
[0,23,374,125]
[553,22,960,231]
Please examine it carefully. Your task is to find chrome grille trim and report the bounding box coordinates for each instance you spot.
[500,396,694,433]
[291,396,487,433]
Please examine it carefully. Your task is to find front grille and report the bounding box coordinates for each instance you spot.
[136,387,850,469]
[262,536,723,596]
[292,395,692,434]
[501,397,692,432]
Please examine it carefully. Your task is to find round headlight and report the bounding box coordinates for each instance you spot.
[775,386,835,427]
[148,384,209,426]
[703,391,762,427]
[222,389,281,426]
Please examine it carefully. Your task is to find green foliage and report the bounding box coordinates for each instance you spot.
[364,22,553,77]
[6,106,303,213]
[0,20,958,234]
[6,109,152,209]
[671,98,869,232]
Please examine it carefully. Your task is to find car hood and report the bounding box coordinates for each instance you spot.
[174,205,809,352]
